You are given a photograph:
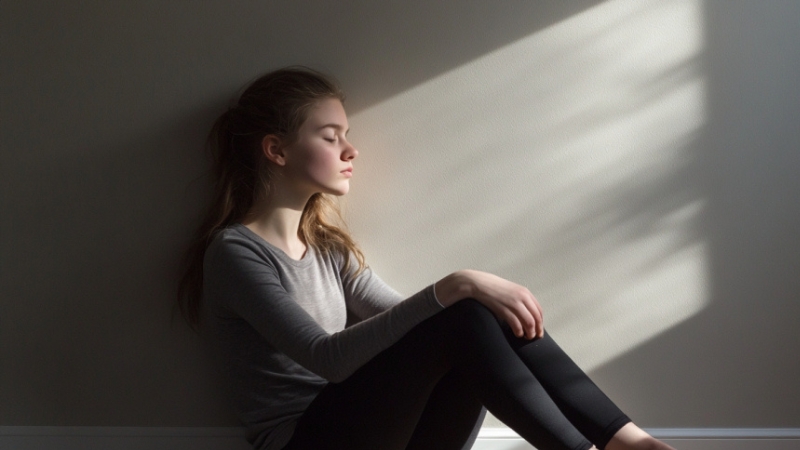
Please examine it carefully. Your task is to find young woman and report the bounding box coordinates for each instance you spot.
[178,67,676,450]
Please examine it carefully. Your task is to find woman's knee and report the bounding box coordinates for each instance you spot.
[449,298,492,318]
[445,299,501,339]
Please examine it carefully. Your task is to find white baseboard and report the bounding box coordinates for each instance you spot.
[473,428,800,450]
[1,426,798,450]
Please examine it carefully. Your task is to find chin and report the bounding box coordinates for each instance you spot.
[335,181,351,195]
[322,185,350,196]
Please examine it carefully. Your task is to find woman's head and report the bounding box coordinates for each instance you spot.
[214,67,346,212]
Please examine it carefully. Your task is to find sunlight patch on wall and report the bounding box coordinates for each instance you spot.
[347,0,707,371]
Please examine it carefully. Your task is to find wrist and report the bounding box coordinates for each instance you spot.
[435,270,476,307]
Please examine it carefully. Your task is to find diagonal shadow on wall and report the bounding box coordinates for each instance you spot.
[588,0,800,428]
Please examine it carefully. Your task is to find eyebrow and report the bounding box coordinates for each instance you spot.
[316,124,350,135]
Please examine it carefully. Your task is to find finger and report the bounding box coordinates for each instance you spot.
[509,287,536,339]
[534,298,544,338]
[504,312,524,338]
[535,308,544,338]
[524,296,544,339]
[531,295,544,320]
[512,303,537,340]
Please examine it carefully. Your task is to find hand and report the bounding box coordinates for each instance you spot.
[435,270,544,340]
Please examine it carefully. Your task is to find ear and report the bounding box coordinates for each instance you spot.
[261,134,287,166]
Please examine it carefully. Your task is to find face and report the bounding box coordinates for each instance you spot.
[280,98,358,197]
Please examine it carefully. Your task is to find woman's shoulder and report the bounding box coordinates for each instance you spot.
[205,224,276,268]
[208,224,257,252]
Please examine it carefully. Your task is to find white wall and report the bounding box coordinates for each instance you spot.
[1,0,798,436]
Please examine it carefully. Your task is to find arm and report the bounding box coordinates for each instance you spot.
[435,269,545,340]
[340,253,544,340]
[336,245,543,340]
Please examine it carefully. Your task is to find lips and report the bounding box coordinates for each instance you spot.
[341,168,353,177]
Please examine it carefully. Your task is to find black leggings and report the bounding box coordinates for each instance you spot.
[283,300,630,450]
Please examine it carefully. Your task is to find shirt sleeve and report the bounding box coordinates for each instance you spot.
[339,257,404,320]
[204,235,443,383]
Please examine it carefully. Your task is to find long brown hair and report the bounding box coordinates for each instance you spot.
[176,67,366,331]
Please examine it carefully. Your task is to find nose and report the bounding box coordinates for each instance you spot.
[342,141,358,161]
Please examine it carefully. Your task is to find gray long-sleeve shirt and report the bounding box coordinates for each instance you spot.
[202,224,443,450]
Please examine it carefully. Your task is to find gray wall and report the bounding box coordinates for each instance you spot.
[1,0,798,429]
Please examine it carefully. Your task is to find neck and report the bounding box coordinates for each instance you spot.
[243,188,312,260]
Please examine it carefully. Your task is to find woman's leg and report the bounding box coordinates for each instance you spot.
[506,330,676,450]
[284,300,594,450]
[505,329,631,449]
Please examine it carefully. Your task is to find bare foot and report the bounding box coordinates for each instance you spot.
[605,423,676,450]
